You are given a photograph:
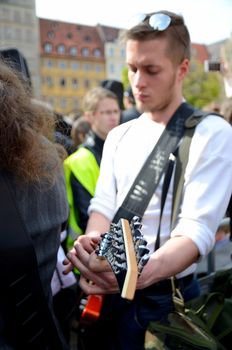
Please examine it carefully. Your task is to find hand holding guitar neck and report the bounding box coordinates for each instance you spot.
[95,216,150,300]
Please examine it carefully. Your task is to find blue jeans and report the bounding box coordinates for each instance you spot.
[99,275,201,350]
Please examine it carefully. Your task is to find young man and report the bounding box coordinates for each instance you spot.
[64,87,120,242]
[64,87,120,349]
[65,10,232,349]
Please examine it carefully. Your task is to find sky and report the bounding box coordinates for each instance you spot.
[35,0,232,45]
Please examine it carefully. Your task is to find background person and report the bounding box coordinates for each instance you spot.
[65,10,232,350]
[63,86,120,349]
[64,87,120,244]
[70,115,91,150]
[0,60,70,349]
[121,85,141,123]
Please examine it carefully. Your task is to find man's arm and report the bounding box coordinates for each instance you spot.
[85,211,111,237]
[136,235,199,289]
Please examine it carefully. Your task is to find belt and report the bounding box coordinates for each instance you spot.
[143,274,194,294]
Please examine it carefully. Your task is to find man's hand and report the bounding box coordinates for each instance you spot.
[63,233,119,294]
[62,233,99,274]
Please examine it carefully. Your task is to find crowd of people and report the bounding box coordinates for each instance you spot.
[0,8,232,350]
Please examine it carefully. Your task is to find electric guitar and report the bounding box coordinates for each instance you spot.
[78,216,150,325]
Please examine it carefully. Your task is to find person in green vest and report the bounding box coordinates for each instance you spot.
[64,87,121,249]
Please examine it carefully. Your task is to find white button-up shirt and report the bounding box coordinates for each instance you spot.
[89,112,232,277]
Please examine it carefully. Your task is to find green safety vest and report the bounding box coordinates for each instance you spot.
[64,146,100,235]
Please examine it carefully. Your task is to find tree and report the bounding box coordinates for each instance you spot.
[121,66,129,89]
[183,60,222,108]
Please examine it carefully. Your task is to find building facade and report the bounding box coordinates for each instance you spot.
[0,0,41,97]
[39,18,106,114]
[97,24,126,82]
[1,1,231,114]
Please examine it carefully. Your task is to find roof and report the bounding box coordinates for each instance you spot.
[191,43,209,63]
[96,24,120,42]
[39,18,104,58]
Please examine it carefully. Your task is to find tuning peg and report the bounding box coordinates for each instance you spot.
[138,254,150,274]
[137,246,150,256]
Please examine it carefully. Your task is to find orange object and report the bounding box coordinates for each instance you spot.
[81,294,104,324]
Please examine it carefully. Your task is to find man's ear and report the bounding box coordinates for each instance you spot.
[84,111,92,125]
[178,58,190,81]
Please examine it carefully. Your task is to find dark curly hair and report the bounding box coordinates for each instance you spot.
[0,60,61,183]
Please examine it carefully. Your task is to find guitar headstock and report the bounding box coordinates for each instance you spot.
[95,216,150,300]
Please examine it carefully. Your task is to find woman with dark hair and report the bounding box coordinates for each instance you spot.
[0,61,69,349]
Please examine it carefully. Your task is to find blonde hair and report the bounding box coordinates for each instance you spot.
[83,87,118,114]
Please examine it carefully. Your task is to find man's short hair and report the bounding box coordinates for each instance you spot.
[123,10,191,65]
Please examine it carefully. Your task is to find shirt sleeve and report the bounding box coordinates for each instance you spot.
[171,115,232,256]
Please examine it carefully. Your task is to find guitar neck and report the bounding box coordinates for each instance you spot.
[121,218,138,300]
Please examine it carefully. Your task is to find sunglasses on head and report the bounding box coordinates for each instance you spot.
[128,12,172,31]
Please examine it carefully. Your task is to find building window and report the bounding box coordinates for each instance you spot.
[44,43,53,53]
[93,48,101,57]
[83,63,91,71]
[26,29,33,42]
[60,98,67,109]
[81,47,89,57]
[2,7,10,21]
[48,31,55,39]
[84,35,91,42]
[109,63,115,73]
[60,78,66,87]
[13,10,21,22]
[72,78,78,89]
[4,27,12,40]
[46,76,53,87]
[108,47,114,57]
[120,48,125,58]
[57,44,66,54]
[71,61,79,70]
[24,11,33,25]
[67,32,73,39]
[15,28,22,41]
[45,59,53,68]
[52,22,59,29]
[70,47,78,56]
[95,64,102,72]
[58,60,67,69]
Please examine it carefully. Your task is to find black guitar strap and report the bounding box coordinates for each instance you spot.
[0,170,68,350]
[113,102,196,224]
[113,108,221,248]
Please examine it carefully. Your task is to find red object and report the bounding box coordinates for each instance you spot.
[81,294,104,324]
